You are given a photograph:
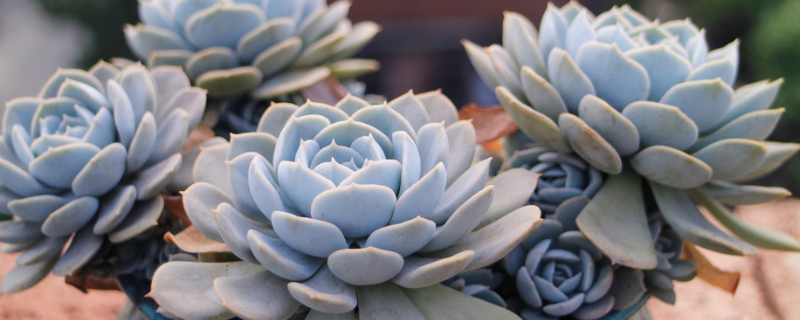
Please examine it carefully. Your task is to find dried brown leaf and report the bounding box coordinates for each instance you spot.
[164,225,230,254]
[683,242,741,294]
[300,76,348,105]
[459,103,517,144]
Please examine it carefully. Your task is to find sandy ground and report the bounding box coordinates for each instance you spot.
[1,199,799,319]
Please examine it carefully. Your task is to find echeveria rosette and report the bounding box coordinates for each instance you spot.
[502,146,602,216]
[127,0,380,98]
[443,268,508,308]
[0,61,206,294]
[149,91,541,320]
[464,1,800,270]
[502,200,646,320]
[643,216,697,305]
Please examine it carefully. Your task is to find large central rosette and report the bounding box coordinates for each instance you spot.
[151,91,542,319]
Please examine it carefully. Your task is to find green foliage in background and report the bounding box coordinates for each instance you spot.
[37,0,138,69]
[749,0,800,127]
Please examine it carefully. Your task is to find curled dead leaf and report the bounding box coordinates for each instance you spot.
[459,103,518,144]
[164,225,230,254]
[683,242,740,294]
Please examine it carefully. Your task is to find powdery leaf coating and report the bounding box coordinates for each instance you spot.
[159,91,541,317]
[0,62,206,293]
[128,0,380,98]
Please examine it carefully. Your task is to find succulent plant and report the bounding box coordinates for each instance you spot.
[443,268,508,308]
[0,61,206,294]
[502,146,602,215]
[502,198,644,320]
[148,91,541,319]
[642,215,697,305]
[464,1,800,272]
[127,0,380,98]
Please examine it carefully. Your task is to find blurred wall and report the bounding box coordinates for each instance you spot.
[0,0,89,106]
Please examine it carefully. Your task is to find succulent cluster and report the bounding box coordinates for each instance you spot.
[127,0,380,98]
[465,0,800,284]
[149,92,541,319]
[0,61,206,294]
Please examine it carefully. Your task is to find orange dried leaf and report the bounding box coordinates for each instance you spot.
[683,242,740,294]
[459,103,517,144]
[164,225,230,254]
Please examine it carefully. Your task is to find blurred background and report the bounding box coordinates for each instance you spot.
[2,0,798,194]
[1,1,799,319]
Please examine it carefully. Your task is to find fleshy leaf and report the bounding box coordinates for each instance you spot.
[150,261,263,320]
[182,182,231,242]
[650,182,756,255]
[328,247,404,286]
[311,184,395,238]
[1,257,57,294]
[660,79,733,133]
[622,101,698,151]
[393,251,475,289]
[214,270,301,320]
[108,195,165,243]
[480,168,538,228]
[356,282,427,320]
[691,190,800,251]
[630,145,711,189]
[696,180,790,206]
[41,197,98,237]
[52,226,103,276]
[287,266,356,314]
[576,42,649,110]
[272,211,348,258]
[430,205,541,271]
[402,284,523,320]
[577,168,657,269]
[496,86,571,153]
[247,229,325,281]
[252,67,330,99]
[692,139,767,180]
[577,95,640,156]
[558,113,622,174]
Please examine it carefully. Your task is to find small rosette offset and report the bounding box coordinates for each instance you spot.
[502,146,602,215]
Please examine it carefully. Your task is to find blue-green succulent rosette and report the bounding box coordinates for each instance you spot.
[501,146,603,216]
[149,91,542,320]
[464,1,800,274]
[0,61,206,294]
[127,0,380,98]
[502,198,647,320]
[643,215,697,305]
